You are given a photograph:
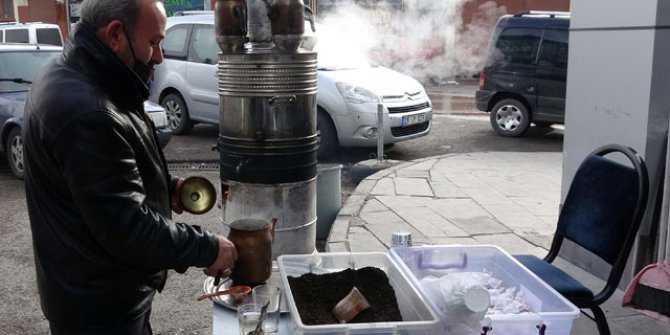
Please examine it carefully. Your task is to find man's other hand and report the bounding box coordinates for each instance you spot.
[203,235,238,277]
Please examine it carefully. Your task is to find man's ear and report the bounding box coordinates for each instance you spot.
[99,20,126,53]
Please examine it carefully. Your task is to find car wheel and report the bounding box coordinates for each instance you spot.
[161,93,193,135]
[317,110,338,159]
[490,98,530,137]
[6,127,24,180]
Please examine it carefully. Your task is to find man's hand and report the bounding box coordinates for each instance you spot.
[204,235,238,277]
[171,177,185,214]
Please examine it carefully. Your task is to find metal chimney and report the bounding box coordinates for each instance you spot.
[215,0,318,258]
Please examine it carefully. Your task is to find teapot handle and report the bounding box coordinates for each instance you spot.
[304,5,315,32]
[260,0,273,11]
[269,218,277,239]
[233,5,248,34]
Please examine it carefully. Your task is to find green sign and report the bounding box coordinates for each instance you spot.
[164,0,205,16]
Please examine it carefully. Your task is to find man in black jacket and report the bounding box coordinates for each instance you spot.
[22,0,237,333]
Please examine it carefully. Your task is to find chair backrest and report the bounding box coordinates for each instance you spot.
[551,145,649,299]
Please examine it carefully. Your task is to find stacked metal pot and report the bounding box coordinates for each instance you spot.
[215,0,318,258]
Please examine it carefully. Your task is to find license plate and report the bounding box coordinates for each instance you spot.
[402,113,426,127]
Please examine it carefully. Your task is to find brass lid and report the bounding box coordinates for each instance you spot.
[179,176,216,214]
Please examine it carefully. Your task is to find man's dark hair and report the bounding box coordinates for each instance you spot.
[79,0,142,36]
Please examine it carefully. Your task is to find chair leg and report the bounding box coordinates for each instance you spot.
[591,306,611,335]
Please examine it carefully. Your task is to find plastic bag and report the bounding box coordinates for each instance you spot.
[420,272,492,332]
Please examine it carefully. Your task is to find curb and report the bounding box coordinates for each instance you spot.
[325,154,460,252]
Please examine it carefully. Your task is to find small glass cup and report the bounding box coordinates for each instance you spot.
[237,303,263,335]
[391,230,412,247]
[252,284,282,334]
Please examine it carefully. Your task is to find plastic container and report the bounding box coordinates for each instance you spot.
[277,252,440,334]
[390,245,580,335]
[316,164,342,239]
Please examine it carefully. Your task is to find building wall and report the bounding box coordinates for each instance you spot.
[16,0,68,38]
[459,0,569,65]
[12,0,569,46]
[463,0,569,23]
[1,0,13,21]
[564,0,670,287]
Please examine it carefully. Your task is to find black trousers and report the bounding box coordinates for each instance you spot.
[49,310,152,335]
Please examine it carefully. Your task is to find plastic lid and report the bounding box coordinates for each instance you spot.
[464,286,491,313]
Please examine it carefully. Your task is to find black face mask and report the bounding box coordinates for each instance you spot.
[124,28,155,84]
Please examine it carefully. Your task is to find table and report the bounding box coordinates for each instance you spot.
[212,303,292,335]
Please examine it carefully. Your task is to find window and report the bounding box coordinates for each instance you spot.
[0,50,61,93]
[162,24,190,59]
[190,25,218,64]
[537,29,568,69]
[493,27,542,65]
[36,28,63,46]
[5,29,29,43]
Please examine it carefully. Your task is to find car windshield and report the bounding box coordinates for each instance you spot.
[0,50,61,93]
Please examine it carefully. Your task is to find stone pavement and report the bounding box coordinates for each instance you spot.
[325,151,669,335]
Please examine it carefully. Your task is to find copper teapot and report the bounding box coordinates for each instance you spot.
[266,0,304,35]
[263,0,305,51]
[214,0,247,51]
[227,218,277,286]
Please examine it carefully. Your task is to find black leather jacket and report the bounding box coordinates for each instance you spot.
[22,23,219,328]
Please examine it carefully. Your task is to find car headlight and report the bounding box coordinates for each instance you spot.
[149,111,168,128]
[335,82,380,104]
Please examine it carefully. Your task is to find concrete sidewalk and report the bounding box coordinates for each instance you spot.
[325,152,669,335]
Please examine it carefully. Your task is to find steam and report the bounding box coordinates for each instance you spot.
[314,1,507,85]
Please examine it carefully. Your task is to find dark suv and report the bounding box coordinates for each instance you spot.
[476,11,569,137]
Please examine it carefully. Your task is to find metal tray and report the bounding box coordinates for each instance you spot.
[202,269,289,313]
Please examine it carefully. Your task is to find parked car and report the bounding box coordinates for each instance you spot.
[475,11,569,137]
[172,10,214,16]
[150,14,432,158]
[0,43,171,180]
[0,22,63,46]
[144,100,173,149]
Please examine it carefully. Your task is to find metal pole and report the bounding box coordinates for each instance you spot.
[377,103,384,163]
[65,0,71,36]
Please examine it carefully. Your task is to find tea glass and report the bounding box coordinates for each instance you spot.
[237,302,263,335]
[252,284,282,334]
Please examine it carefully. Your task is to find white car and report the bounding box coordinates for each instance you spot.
[0,22,63,46]
[150,14,432,158]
